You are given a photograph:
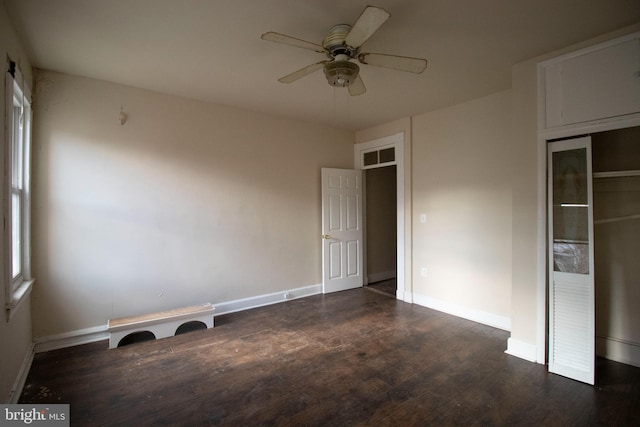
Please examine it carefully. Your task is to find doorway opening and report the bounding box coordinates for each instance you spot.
[354,132,407,301]
[365,165,397,297]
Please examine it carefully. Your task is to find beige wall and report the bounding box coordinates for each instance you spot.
[355,118,411,145]
[508,57,540,349]
[0,1,33,402]
[31,70,354,338]
[412,90,513,320]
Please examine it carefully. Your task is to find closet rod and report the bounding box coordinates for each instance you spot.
[594,213,640,225]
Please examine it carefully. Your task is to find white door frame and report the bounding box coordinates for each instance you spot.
[354,132,409,302]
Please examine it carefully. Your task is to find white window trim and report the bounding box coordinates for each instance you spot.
[4,63,34,321]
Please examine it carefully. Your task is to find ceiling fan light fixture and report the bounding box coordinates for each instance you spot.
[324,61,359,87]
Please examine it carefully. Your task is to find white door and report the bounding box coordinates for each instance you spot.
[548,136,595,385]
[321,168,363,293]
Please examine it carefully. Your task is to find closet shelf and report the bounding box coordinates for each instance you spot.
[593,170,640,179]
[594,213,640,225]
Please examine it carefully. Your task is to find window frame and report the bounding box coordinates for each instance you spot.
[4,62,33,320]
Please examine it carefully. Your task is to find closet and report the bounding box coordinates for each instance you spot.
[592,127,640,368]
[541,30,640,385]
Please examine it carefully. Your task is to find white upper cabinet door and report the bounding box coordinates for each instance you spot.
[543,35,640,129]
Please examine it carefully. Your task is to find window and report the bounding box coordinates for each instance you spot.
[5,61,33,319]
[361,146,396,169]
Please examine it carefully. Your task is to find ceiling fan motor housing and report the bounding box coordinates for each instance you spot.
[323,24,357,57]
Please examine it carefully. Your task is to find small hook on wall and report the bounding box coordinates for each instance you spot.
[119,106,128,126]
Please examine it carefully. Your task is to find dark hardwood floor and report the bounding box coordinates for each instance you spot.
[20,288,640,426]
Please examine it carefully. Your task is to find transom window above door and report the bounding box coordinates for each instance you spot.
[362,147,395,168]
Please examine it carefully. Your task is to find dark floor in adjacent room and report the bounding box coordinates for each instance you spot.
[20,288,640,426]
[366,278,396,297]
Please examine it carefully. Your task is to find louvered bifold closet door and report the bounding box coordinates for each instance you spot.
[548,136,595,385]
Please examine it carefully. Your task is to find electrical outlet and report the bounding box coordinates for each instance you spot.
[420,213,427,223]
[420,267,427,277]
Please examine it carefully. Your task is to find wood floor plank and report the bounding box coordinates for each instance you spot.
[20,288,640,426]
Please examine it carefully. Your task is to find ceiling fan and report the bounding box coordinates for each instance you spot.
[261,6,428,96]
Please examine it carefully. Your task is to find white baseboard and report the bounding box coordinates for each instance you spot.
[505,337,538,363]
[33,284,323,354]
[34,325,109,353]
[597,335,640,368]
[412,292,511,331]
[7,343,34,403]
[398,289,412,303]
[214,284,322,316]
[367,271,396,284]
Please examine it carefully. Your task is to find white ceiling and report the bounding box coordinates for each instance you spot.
[5,0,640,131]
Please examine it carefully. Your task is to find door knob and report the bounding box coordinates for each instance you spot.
[322,234,332,240]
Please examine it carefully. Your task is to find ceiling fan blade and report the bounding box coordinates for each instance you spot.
[348,75,366,96]
[358,52,427,74]
[278,61,329,84]
[261,31,325,53]
[345,6,390,48]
